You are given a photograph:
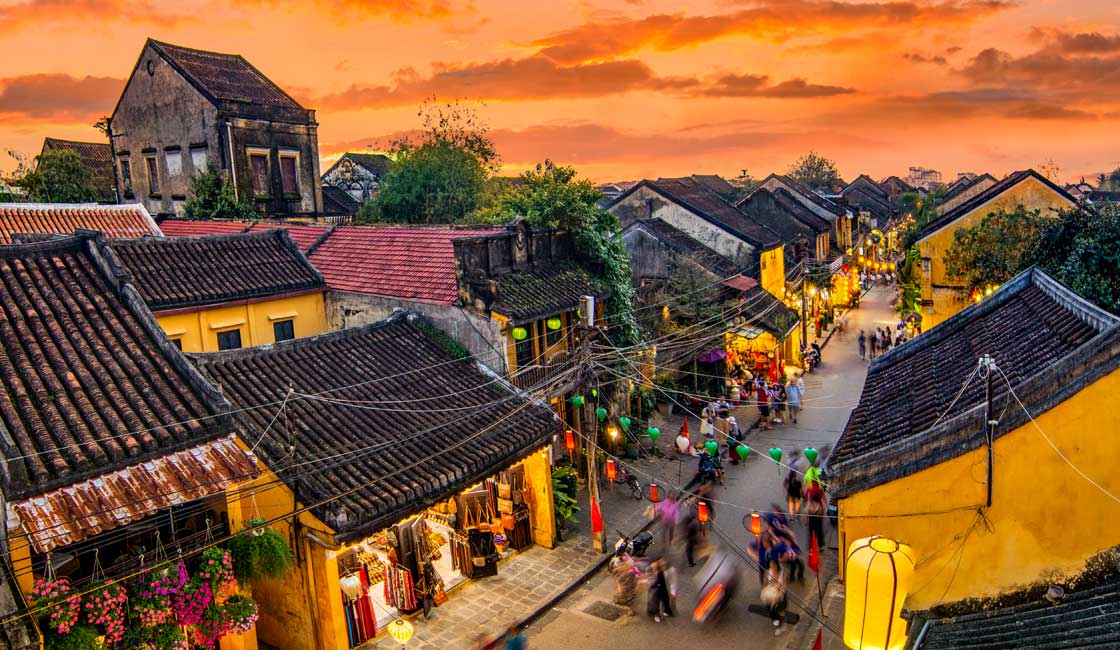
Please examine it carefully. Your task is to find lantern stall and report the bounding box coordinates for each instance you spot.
[844,536,915,650]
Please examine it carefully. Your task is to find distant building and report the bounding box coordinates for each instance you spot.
[878,175,914,204]
[0,202,159,243]
[40,137,117,203]
[905,166,944,190]
[838,174,893,228]
[109,39,322,218]
[320,184,362,217]
[936,173,997,216]
[320,152,391,203]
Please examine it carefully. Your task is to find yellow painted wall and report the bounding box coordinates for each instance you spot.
[917,176,1074,330]
[522,448,557,549]
[838,367,1120,610]
[157,292,328,352]
[499,310,575,373]
[759,245,785,298]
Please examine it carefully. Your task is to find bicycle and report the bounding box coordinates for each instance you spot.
[611,462,644,500]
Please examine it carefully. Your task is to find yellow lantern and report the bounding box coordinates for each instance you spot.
[387,619,414,645]
[844,536,914,650]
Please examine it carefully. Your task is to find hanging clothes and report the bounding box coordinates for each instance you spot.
[383,564,417,611]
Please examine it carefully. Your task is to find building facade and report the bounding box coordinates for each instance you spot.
[321,152,392,203]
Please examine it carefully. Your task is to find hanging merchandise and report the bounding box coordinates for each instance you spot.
[383,565,417,611]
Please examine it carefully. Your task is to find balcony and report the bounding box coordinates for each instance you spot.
[509,352,579,394]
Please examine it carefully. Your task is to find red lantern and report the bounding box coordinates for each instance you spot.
[605,459,617,481]
[648,483,660,503]
[564,430,575,451]
[749,511,762,536]
[697,502,709,523]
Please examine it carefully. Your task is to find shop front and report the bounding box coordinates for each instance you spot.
[726,326,785,383]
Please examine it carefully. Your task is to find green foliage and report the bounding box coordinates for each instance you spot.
[896,246,922,317]
[631,385,656,420]
[652,373,677,395]
[944,206,1048,291]
[226,519,294,584]
[183,169,256,220]
[19,150,97,203]
[45,625,100,650]
[663,258,726,326]
[551,463,580,524]
[365,100,497,224]
[897,188,946,249]
[786,151,840,190]
[413,319,469,360]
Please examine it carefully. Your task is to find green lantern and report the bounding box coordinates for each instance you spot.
[736,445,750,461]
[704,440,718,456]
[546,317,562,331]
[596,407,608,422]
[511,326,528,341]
[591,388,598,397]
[571,395,584,407]
[646,427,660,443]
[768,447,783,463]
[804,447,819,466]
[619,416,632,432]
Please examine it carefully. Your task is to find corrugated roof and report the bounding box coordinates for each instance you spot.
[721,275,758,291]
[0,203,160,243]
[308,225,500,303]
[12,436,257,554]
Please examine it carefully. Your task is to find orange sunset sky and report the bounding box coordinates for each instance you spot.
[1,0,1119,183]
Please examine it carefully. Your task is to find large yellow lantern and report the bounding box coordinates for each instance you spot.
[387,619,414,645]
[844,536,914,650]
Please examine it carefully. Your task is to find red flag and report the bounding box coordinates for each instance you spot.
[812,629,822,650]
[590,495,604,534]
[681,417,689,436]
[808,531,821,573]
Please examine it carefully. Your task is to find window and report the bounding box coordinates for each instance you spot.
[546,316,563,347]
[279,153,299,195]
[249,151,270,195]
[514,335,534,370]
[170,338,183,350]
[191,146,208,173]
[217,329,242,351]
[145,156,159,195]
[165,150,182,177]
[119,160,132,190]
[273,319,295,342]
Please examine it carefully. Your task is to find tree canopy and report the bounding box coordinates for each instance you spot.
[183,169,256,221]
[787,151,840,190]
[361,100,498,224]
[18,149,97,203]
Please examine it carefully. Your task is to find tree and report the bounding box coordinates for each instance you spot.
[182,169,256,220]
[18,149,97,202]
[897,187,946,250]
[944,206,1049,292]
[787,151,840,190]
[365,100,498,224]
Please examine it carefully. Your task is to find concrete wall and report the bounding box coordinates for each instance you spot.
[325,291,506,374]
[156,291,328,353]
[937,177,997,215]
[229,117,323,217]
[322,157,380,202]
[838,367,1120,610]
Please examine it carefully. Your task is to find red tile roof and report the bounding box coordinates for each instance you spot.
[308,225,500,303]
[0,203,160,243]
[246,223,332,253]
[158,219,250,237]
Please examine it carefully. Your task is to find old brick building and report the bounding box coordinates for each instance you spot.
[109,39,322,217]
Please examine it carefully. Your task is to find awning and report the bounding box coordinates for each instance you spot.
[731,326,766,340]
[721,275,759,292]
[11,435,258,553]
[696,348,727,363]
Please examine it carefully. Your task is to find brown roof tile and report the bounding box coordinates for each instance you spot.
[0,203,160,243]
[149,39,306,112]
[41,138,116,203]
[488,261,607,324]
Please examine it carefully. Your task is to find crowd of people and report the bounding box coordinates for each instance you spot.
[857,324,911,361]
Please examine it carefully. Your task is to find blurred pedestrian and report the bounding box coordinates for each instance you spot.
[755,379,772,430]
[609,554,639,615]
[786,374,802,424]
[505,624,527,650]
[646,559,673,623]
[858,330,867,360]
[784,468,803,519]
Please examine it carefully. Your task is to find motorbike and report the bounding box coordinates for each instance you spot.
[695,450,725,486]
[801,346,821,372]
[614,529,655,558]
[693,548,738,623]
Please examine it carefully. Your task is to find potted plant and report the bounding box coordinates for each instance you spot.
[552,463,579,542]
[653,374,677,416]
[226,519,294,584]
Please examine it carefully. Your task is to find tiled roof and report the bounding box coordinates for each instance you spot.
[651,177,783,249]
[751,174,848,219]
[623,219,740,279]
[197,314,559,541]
[308,225,500,303]
[147,39,309,118]
[741,286,799,338]
[0,203,160,243]
[912,575,1120,650]
[689,174,739,199]
[739,187,829,244]
[158,219,251,237]
[489,261,607,323]
[245,222,333,253]
[943,173,996,202]
[916,170,1077,242]
[0,234,235,499]
[41,138,116,203]
[321,185,362,216]
[829,268,1120,496]
[342,153,392,176]
[107,229,325,311]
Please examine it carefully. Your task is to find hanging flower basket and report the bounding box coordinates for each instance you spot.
[31,576,81,634]
[172,576,212,628]
[197,548,236,596]
[84,580,127,643]
[193,595,259,646]
[125,622,189,650]
[227,519,294,584]
[131,562,188,628]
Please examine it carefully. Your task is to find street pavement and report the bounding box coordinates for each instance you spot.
[524,286,899,650]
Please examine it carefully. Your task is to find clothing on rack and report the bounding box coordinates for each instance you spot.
[383,564,417,611]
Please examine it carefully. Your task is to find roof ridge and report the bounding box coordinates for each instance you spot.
[917,169,1076,241]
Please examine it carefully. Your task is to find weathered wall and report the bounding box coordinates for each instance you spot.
[620,226,673,283]
[321,157,380,202]
[156,292,328,352]
[937,177,997,216]
[838,367,1120,610]
[229,117,322,217]
[759,246,785,298]
[325,291,506,373]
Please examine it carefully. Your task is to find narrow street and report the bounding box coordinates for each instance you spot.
[525,287,899,650]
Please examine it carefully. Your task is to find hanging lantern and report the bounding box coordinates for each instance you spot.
[605,459,617,481]
[387,619,415,646]
[736,445,750,461]
[704,440,718,456]
[591,388,598,397]
[697,502,709,523]
[546,317,562,331]
[339,574,362,601]
[648,483,660,503]
[804,447,819,466]
[768,447,783,463]
[571,395,584,407]
[511,326,528,341]
[646,427,660,443]
[619,416,632,431]
[596,407,608,422]
[564,430,576,452]
[844,537,914,650]
[748,511,762,536]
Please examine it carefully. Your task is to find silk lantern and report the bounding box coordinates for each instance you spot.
[804,447,819,465]
[646,427,660,443]
[748,511,762,536]
[648,483,661,503]
[571,395,584,407]
[619,416,632,431]
[596,407,608,422]
[339,574,362,601]
[511,326,528,341]
[564,430,575,452]
[546,317,562,330]
[387,619,414,645]
[605,459,617,481]
[704,440,718,455]
[697,502,709,523]
[736,445,750,461]
[768,447,783,463]
[844,537,914,650]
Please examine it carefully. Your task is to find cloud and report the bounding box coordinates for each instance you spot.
[701,74,855,98]
[961,47,1120,94]
[1004,104,1097,120]
[240,0,459,21]
[0,0,183,32]
[531,0,1013,63]
[904,52,949,65]
[858,87,1099,123]
[0,74,124,120]
[317,56,699,109]
[1030,28,1120,54]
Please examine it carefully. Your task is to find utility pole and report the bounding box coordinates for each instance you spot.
[580,295,605,552]
[981,354,998,508]
[801,273,809,348]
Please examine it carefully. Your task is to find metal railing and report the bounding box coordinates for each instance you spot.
[509,353,579,392]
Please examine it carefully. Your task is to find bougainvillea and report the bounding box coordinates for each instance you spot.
[31,577,81,634]
[84,581,126,643]
[197,548,235,595]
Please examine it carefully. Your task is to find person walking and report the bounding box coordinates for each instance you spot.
[786,375,803,424]
[682,509,702,567]
[761,563,788,635]
[755,379,772,430]
[869,330,879,359]
[804,482,827,553]
[727,417,744,465]
[609,554,640,616]
[646,558,673,623]
[858,330,867,360]
[771,382,787,425]
[784,468,803,520]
